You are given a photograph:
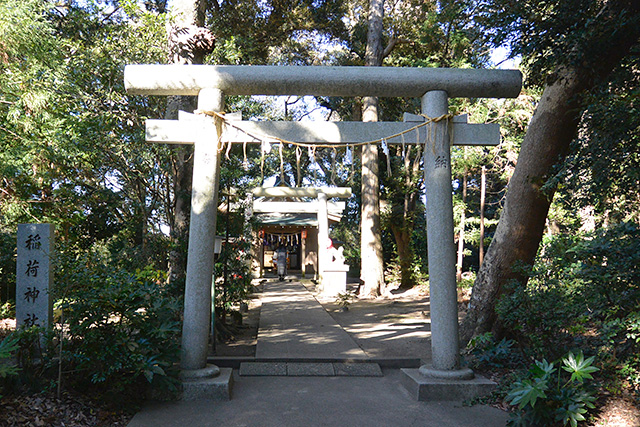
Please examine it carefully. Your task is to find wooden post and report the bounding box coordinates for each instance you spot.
[456,173,467,282]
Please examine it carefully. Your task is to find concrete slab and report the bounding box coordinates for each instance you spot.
[287,362,335,376]
[239,362,287,376]
[180,368,233,401]
[400,368,497,401]
[371,358,422,369]
[129,369,509,427]
[334,363,383,377]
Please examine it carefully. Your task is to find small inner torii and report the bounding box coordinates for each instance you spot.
[250,186,351,281]
[125,64,522,398]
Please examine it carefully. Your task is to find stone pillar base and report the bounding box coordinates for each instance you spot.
[180,365,233,401]
[400,368,496,401]
[419,365,475,380]
[320,266,349,297]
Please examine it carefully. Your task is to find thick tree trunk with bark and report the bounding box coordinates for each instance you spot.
[165,0,215,287]
[359,0,386,297]
[460,70,585,343]
[388,144,421,289]
[390,225,414,287]
[479,166,486,265]
[460,1,640,344]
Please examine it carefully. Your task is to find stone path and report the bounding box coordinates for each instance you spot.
[128,369,509,427]
[255,279,368,360]
[240,279,383,377]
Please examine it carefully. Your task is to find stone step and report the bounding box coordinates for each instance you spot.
[239,362,383,377]
[209,356,421,369]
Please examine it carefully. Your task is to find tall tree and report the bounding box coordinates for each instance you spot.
[382,143,424,289]
[359,0,386,297]
[165,0,215,286]
[461,0,640,344]
[378,0,491,290]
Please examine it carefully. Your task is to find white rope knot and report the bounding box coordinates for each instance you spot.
[420,113,455,153]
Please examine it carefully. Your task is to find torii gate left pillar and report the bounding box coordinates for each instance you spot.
[178,88,233,399]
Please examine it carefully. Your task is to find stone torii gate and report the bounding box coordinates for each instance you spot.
[125,64,521,400]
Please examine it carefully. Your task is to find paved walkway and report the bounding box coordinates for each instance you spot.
[127,278,509,426]
[256,280,367,360]
[128,369,508,426]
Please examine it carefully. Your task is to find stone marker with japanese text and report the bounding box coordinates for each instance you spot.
[16,224,54,329]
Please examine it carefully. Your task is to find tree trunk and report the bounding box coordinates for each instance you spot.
[390,225,415,288]
[359,0,385,297]
[456,173,467,282]
[360,131,385,297]
[388,144,421,289]
[479,166,485,266]
[165,0,215,287]
[460,3,640,344]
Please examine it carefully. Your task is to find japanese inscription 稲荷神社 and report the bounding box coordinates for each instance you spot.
[16,224,54,328]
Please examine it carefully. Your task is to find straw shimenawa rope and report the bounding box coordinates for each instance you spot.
[194,109,455,180]
[195,109,453,149]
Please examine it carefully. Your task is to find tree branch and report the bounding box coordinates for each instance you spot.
[382,37,411,60]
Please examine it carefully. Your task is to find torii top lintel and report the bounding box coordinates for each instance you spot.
[125,65,522,99]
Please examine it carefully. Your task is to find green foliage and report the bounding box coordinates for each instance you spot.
[457,271,476,289]
[214,237,254,314]
[557,62,640,225]
[383,256,427,289]
[476,0,640,87]
[0,334,19,398]
[467,332,520,370]
[0,334,19,378]
[55,248,182,403]
[497,221,640,395]
[506,351,598,427]
[209,0,348,65]
[0,229,16,304]
[0,0,168,228]
[335,292,354,310]
[9,326,57,393]
[0,301,13,318]
[562,352,599,383]
[214,159,256,318]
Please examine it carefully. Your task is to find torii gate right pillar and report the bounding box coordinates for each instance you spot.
[420,91,472,378]
[400,90,496,400]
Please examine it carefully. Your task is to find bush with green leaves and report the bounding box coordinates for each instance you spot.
[55,249,182,403]
[0,301,14,319]
[335,292,354,311]
[0,334,20,397]
[496,221,640,393]
[507,351,599,427]
[214,237,254,315]
[467,332,521,370]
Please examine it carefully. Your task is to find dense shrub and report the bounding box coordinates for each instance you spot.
[467,332,522,370]
[214,237,253,315]
[0,230,16,304]
[496,221,640,396]
[0,334,20,398]
[54,248,182,403]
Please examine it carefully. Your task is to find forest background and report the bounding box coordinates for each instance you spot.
[0,0,639,424]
